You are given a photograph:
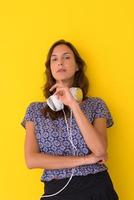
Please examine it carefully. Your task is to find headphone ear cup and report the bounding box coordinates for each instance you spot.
[47,94,64,111]
[69,88,83,102]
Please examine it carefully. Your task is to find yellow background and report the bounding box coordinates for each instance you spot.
[0,0,134,199]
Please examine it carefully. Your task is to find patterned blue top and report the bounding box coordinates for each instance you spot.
[21,97,114,182]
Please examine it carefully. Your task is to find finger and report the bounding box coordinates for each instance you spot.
[54,88,65,96]
[49,83,62,92]
[98,159,105,164]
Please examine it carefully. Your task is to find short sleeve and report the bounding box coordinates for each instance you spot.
[21,102,35,129]
[93,97,114,128]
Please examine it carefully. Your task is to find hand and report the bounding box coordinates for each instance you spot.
[98,153,108,164]
[85,153,108,165]
[49,81,77,107]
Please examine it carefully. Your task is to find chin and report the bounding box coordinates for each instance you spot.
[55,76,67,81]
[54,75,74,84]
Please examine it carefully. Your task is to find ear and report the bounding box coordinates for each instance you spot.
[76,64,79,71]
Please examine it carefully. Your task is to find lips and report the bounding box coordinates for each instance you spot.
[57,69,66,72]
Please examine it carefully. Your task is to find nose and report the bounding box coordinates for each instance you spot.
[58,62,63,67]
[57,57,63,67]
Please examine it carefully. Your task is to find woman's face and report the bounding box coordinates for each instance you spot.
[50,44,78,85]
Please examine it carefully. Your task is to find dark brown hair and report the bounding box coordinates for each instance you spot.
[42,39,89,120]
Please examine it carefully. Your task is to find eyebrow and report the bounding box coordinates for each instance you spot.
[51,52,71,57]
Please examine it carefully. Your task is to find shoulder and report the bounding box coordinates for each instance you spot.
[84,96,106,106]
[21,101,48,129]
[25,101,47,113]
[27,101,47,108]
[84,96,110,114]
[85,96,114,128]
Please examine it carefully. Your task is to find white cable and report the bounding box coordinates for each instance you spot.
[63,109,77,152]
[40,108,77,198]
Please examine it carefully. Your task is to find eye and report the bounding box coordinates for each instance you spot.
[51,57,57,62]
[64,56,70,59]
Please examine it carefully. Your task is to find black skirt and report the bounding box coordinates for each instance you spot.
[40,170,119,200]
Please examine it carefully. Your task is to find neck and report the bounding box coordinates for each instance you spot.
[56,78,74,88]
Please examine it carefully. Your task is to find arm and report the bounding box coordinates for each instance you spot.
[70,101,108,157]
[49,83,108,157]
[24,121,106,169]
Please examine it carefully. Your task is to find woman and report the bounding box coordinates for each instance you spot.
[21,39,119,200]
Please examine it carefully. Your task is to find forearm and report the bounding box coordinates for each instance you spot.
[25,152,102,170]
[70,101,107,156]
[26,152,84,169]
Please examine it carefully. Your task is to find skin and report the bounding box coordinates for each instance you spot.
[24,44,108,170]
